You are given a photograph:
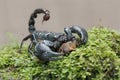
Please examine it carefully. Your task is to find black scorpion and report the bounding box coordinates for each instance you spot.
[19,8,88,62]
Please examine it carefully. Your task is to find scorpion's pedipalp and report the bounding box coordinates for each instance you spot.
[34,42,63,61]
[48,51,63,57]
[64,26,88,44]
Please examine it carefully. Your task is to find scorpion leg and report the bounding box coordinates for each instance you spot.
[28,42,34,55]
[19,34,32,53]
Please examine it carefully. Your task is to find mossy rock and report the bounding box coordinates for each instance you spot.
[0,26,120,80]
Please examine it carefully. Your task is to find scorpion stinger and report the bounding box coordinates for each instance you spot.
[42,10,50,23]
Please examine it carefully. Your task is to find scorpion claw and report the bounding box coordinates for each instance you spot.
[34,42,63,61]
[64,25,88,45]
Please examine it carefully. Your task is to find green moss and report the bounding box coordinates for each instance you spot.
[0,26,120,80]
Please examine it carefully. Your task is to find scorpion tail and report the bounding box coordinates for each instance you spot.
[64,26,88,44]
[28,8,50,33]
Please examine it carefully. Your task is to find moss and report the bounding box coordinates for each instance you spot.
[0,26,120,80]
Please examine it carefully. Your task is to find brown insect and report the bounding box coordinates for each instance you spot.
[58,41,77,55]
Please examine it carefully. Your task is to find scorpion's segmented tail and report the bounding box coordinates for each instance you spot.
[29,8,50,33]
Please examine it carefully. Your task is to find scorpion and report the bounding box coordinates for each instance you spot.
[19,8,88,62]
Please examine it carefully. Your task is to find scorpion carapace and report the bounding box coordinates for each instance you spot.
[19,8,88,62]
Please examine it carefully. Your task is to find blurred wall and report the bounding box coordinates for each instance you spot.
[0,0,120,46]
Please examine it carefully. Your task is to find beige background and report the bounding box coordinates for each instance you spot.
[0,0,120,46]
